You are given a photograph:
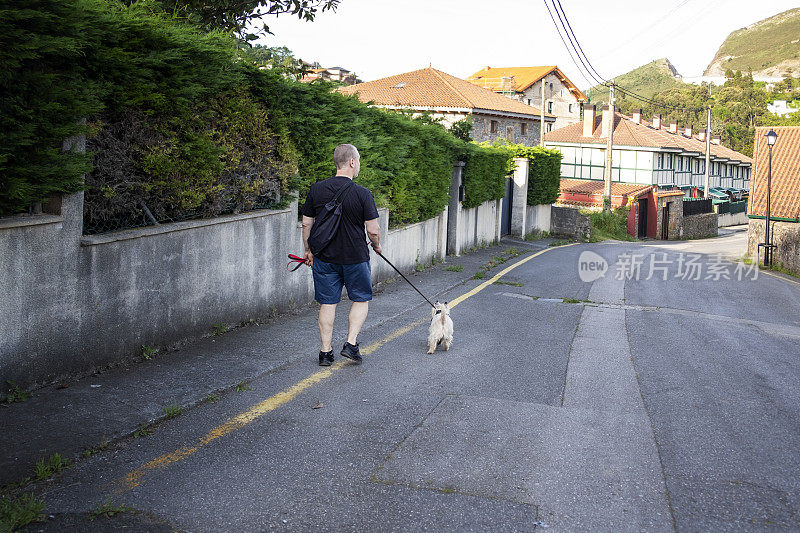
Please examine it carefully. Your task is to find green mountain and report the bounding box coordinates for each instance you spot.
[704,8,800,77]
[587,58,683,106]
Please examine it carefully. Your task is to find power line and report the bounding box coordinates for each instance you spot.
[541,0,598,88]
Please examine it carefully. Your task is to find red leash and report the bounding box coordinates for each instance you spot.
[286,254,308,272]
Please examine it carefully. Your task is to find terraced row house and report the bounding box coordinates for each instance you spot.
[544,106,752,195]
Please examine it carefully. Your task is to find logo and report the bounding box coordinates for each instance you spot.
[578,251,608,282]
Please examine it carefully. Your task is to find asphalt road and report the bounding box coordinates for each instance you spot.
[26,231,800,532]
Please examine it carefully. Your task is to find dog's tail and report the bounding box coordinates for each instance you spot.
[441,312,446,327]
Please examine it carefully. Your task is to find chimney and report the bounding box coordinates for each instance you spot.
[632,109,642,124]
[652,114,662,130]
[601,105,612,138]
[583,105,596,137]
[698,129,707,142]
[684,125,693,138]
[711,135,721,145]
[669,120,678,134]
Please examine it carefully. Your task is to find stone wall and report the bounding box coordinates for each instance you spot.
[471,115,540,147]
[519,72,582,130]
[682,213,718,239]
[746,219,800,274]
[550,206,590,240]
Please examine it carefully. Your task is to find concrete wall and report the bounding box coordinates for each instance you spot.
[718,211,749,227]
[457,199,502,251]
[1,184,501,389]
[525,204,552,235]
[550,206,590,240]
[747,219,800,274]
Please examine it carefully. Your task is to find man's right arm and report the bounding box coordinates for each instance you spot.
[365,218,381,255]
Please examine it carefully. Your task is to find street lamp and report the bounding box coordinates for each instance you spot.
[764,129,778,267]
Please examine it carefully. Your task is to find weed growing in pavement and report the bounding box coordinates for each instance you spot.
[414,251,424,272]
[268,306,278,319]
[491,255,508,265]
[549,239,570,247]
[562,298,581,304]
[133,425,155,438]
[503,247,522,257]
[525,230,549,241]
[0,493,45,531]
[34,453,69,480]
[163,405,183,419]
[234,381,253,392]
[211,323,227,336]
[87,498,136,521]
[141,345,157,360]
[493,280,523,287]
[444,265,463,272]
[472,271,485,280]
[4,380,31,403]
[82,437,109,458]
[206,393,220,402]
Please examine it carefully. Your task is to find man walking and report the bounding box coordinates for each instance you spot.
[301,144,381,366]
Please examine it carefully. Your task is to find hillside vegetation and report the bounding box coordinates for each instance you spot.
[704,8,800,77]
[588,58,683,105]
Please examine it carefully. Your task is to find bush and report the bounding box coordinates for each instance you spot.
[460,144,510,209]
[588,209,635,241]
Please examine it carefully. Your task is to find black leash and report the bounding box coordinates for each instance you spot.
[373,247,436,308]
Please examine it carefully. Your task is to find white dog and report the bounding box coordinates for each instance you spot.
[427,301,454,354]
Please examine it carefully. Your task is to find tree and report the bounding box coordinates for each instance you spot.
[154,0,340,36]
[449,118,473,142]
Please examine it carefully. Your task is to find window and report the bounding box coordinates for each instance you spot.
[549,82,553,91]
[569,104,573,113]
[658,153,664,169]
[392,82,406,88]
[547,123,553,132]
[521,122,527,135]
[548,101,553,113]
[526,99,532,105]
[490,120,498,133]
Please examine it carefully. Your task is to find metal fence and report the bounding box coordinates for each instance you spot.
[729,200,747,215]
[683,198,713,217]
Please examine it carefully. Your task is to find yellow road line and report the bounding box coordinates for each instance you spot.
[119,243,576,492]
[761,270,800,287]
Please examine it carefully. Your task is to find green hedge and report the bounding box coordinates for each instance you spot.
[1,1,511,229]
[460,144,510,209]
[504,144,562,206]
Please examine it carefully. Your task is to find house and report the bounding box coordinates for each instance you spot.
[466,66,587,130]
[767,100,799,117]
[746,126,800,274]
[301,66,360,85]
[544,106,753,239]
[338,67,556,146]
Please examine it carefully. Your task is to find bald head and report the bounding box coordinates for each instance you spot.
[333,144,360,178]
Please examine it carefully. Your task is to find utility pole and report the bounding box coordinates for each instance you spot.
[603,82,615,211]
[540,78,545,146]
[704,106,711,198]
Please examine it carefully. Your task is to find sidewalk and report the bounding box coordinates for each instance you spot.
[0,239,550,489]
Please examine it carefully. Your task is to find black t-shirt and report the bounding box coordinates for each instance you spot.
[301,176,379,264]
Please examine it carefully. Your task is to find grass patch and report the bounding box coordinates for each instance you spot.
[206,393,220,402]
[444,265,463,272]
[82,437,109,458]
[0,494,45,531]
[472,271,485,280]
[211,323,227,336]
[34,453,69,480]
[4,380,31,403]
[140,345,157,360]
[588,209,636,242]
[163,405,183,419]
[503,247,522,257]
[87,498,136,521]
[234,381,253,392]
[493,280,523,287]
[549,239,571,246]
[133,424,155,438]
[524,229,549,241]
[562,298,582,304]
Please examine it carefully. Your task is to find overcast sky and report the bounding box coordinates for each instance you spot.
[256,0,799,88]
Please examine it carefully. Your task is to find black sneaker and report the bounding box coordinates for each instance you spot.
[340,342,362,364]
[318,350,334,366]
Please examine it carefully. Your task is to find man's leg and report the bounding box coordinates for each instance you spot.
[318,304,337,352]
[347,301,369,345]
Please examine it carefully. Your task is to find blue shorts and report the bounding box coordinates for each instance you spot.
[312,259,372,304]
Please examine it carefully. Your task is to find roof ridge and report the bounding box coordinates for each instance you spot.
[428,67,475,108]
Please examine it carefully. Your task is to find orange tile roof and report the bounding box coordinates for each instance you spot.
[467,66,587,101]
[544,112,753,164]
[748,126,800,220]
[559,178,652,197]
[338,67,555,119]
